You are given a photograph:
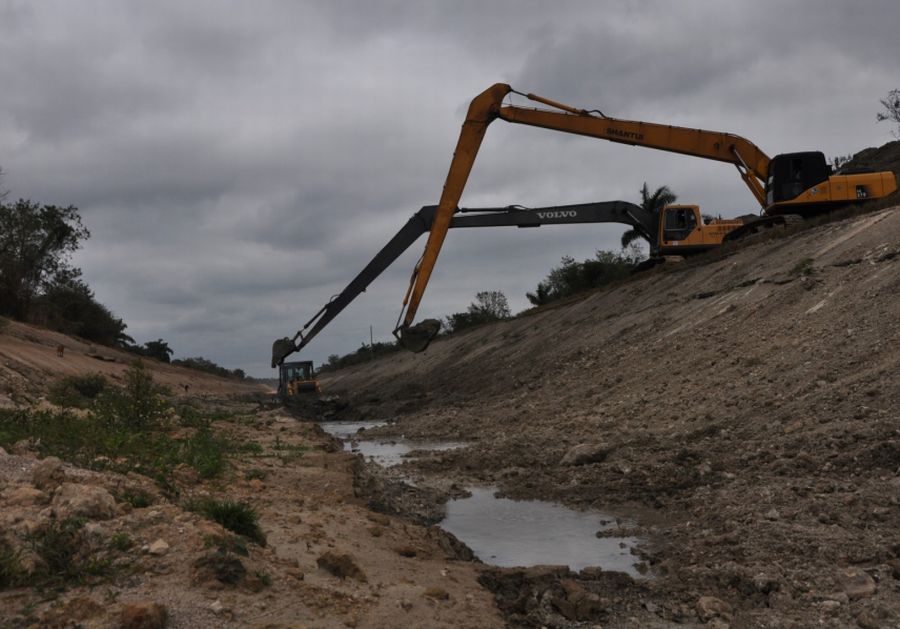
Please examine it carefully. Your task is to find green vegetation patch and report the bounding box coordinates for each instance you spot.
[244,468,267,481]
[49,374,109,409]
[26,517,112,587]
[187,497,266,546]
[0,361,234,491]
[791,257,815,277]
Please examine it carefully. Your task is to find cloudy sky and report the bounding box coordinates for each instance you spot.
[1,1,898,375]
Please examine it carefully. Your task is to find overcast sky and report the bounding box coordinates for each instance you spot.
[1,1,898,376]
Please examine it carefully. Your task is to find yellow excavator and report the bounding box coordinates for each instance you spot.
[395,83,898,351]
[272,199,716,367]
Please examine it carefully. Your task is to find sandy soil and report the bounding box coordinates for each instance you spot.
[0,320,268,406]
[323,206,900,628]
[0,402,503,628]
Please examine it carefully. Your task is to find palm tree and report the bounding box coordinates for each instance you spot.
[620,182,677,249]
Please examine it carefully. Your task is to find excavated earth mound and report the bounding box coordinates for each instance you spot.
[324,205,900,627]
[844,139,900,181]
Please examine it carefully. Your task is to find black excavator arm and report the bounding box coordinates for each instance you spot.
[271,200,655,367]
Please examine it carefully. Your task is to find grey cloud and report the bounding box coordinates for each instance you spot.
[2,0,898,375]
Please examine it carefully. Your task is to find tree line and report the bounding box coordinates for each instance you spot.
[0,171,244,380]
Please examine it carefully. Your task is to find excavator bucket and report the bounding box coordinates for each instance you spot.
[271,337,296,369]
[398,319,442,353]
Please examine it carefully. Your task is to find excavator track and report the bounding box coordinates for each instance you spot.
[722,214,803,243]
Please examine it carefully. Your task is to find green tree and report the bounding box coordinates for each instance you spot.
[444,290,511,333]
[0,200,89,319]
[35,277,129,346]
[142,339,174,363]
[526,246,645,306]
[620,182,677,249]
[877,88,900,138]
[470,290,510,320]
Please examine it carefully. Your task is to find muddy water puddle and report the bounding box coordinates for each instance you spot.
[320,421,642,575]
[319,420,465,467]
[441,488,643,576]
[319,419,389,439]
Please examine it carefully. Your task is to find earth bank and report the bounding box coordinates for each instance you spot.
[323,205,900,628]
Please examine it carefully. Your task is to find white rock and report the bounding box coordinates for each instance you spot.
[148,539,169,555]
[51,483,116,520]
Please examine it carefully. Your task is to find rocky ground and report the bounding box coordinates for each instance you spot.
[0,401,502,628]
[322,205,900,628]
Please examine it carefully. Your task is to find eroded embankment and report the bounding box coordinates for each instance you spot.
[324,207,900,628]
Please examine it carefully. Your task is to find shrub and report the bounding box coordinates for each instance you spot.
[318,341,402,373]
[526,248,644,306]
[117,487,155,509]
[26,517,111,585]
[203,534,249,557]
[180,426,229,479]
[188,497,266,546]
[49,374,108,409]
[244,468,267,481]
[109,532,133,552]
[93,361,170,431]
[444,290,511,334]
[791,257,815,277]
[0,541,25,589]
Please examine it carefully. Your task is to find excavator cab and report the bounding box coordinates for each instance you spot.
[766,152,831,206]
[662,205,698,242]
[658,205,745,256]
[278,360,321,399]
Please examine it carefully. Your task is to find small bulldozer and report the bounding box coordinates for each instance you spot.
[278,360,321,401]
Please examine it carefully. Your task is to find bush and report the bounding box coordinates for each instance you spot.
[318,341,402,373]
[109,532,134,552]
[444,290,511,334]
[188,497,266,546]
[49,374,109,408]
[116,487,155,509]
[0,541,25,589]
[33,279,129,346]
[93,361,170,431]
[526,248,645,306]
[171,356,246,379]
[26,517,111,585]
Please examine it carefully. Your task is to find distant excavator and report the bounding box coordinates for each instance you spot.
[271,198,730,367]
[393,84,897,351]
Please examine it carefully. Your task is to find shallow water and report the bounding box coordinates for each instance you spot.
[440,488,642,576]
[347,439,466,467]
[318,419,388,439]
[318,420,465,467]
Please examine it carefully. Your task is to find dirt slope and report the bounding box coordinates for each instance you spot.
[323,206,900,627]
[0,319,268,406]
[0,322,502,627]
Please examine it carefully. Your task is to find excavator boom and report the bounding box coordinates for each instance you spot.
[396,83,896,343]
[498,99,770,206]
[395,83,772,343]
[272,200,655,366]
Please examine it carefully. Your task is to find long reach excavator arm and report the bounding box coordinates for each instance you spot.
[272,200,656,366]
[395,83,896,349]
